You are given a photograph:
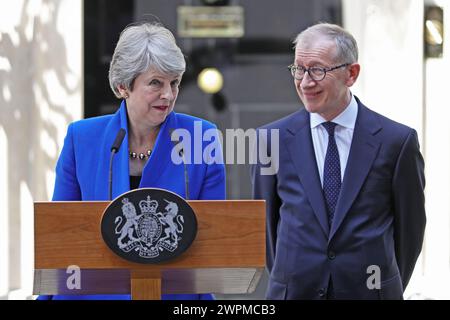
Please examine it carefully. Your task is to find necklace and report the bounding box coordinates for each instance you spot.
[129,149,152,160]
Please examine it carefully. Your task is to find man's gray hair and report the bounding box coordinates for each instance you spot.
[293,23,358,64]
[109,22,186,98]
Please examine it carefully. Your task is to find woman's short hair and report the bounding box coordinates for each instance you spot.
[293,23,358,64]
[109,22,186,98]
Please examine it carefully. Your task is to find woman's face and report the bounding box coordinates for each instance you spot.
[124,68,182,129]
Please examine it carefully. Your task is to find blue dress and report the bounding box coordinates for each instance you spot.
[38,101,226,300]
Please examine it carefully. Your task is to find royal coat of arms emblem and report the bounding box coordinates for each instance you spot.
[101,188,197,264]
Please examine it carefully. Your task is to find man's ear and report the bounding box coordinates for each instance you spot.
[346,63,360,87]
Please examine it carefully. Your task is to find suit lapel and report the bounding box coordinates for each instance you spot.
[94,101,130,200]
[286,110,330,237]
[140,111,176,188]
[94,104,178,199]
[113,103,131,197]
[329,101,382,240]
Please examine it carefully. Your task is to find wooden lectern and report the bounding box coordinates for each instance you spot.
[33,200,265,300]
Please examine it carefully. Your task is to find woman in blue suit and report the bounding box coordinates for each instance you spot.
[38,22,225,300]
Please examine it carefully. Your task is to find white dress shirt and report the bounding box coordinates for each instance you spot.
[310,94,358,186]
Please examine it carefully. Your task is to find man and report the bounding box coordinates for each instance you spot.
[251,23,425,299]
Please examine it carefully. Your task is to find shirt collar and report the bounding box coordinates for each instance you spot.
[310,94,358,129]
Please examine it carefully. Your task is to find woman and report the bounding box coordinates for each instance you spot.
[38,22,225,300]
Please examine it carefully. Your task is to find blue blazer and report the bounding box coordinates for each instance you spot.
[41,101,226,300]
[251,97,426,299]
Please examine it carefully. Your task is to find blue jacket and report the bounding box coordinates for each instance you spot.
[251,97,426,299]
[40,101,226,300]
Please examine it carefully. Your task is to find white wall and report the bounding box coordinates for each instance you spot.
[0,0,83,299]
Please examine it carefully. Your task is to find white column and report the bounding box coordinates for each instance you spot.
[343,0,424,139]
[0,0,83,299]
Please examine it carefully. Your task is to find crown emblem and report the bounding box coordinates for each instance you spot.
[139,196,158,214]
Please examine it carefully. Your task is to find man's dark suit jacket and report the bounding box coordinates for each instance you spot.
[251,97,426,299]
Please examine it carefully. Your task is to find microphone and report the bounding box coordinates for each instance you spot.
[109,128,126,200]
[169,129,190,200]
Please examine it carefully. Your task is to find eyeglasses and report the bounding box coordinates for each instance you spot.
[288,63,350,81]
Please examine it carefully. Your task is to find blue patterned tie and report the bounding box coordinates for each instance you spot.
[322,122,341,227]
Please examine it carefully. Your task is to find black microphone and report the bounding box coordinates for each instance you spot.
[109,128,126,200]
[169,129,190,200]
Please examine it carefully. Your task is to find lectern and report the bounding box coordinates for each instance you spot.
[33,200,265,300]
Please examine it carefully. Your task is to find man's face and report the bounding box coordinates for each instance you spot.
[294,39,357,120]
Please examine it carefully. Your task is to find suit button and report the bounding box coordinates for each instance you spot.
[318,288,326,298]
[328,251,336,260]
